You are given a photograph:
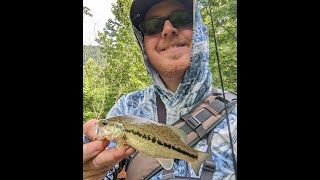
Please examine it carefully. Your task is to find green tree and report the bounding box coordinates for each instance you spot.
[83,0,152,122]
[97,0,152,103]
[83,58,107,121]
[200,0,237,92]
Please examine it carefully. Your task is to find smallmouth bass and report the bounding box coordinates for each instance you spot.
[94,115,209,176]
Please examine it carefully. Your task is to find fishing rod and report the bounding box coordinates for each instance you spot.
[205,0,237,178]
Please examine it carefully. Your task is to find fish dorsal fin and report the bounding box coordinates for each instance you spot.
[156,158,174,170]
[168,126,187,142]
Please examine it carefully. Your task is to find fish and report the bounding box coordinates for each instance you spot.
[93,115,210,176]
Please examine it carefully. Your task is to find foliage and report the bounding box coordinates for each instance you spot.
[83,6,93,17]
[199,0,237,92]
[83,58,107,121]
[83,0,237,122]
[83,45,101,64]
[83,0,152,122]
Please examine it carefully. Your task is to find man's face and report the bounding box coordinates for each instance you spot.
[144,0,193,82]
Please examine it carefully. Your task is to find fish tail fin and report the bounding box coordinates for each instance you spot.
[191,151,210,176]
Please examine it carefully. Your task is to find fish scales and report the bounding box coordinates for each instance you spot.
[124,123,198,162]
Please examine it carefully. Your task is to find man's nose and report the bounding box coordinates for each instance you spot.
[161,20,178,37]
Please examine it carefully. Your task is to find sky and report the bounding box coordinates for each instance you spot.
[83,0,117,46]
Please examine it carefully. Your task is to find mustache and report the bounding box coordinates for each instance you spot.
[157,36,191,51]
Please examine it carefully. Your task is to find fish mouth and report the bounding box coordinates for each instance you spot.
[100,119,108,126]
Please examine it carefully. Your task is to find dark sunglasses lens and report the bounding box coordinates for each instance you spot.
[141,18,164,35]
[170,11,193,27]
[140,11,193,35]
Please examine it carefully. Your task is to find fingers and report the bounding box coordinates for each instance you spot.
[83,140,110,163]
[84,170,108,180]
[83,119,100,139]
[83,167,109,179]
[83,144,136,170]
[83,119,136,180]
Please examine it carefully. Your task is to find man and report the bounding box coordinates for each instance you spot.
[83,0,237,179]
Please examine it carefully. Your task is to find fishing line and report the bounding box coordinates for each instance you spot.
[205,0,237,178]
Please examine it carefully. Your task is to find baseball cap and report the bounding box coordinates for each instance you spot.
[130,0,193,30]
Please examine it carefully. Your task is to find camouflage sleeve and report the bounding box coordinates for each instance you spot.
[211,106,237,180]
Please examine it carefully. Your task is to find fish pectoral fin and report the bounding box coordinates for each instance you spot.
[156,158,174,170]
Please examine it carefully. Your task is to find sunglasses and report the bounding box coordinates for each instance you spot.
[138,10,193,36]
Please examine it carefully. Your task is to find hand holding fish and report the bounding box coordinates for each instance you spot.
[83,119,136,180]
[94,115,209,176]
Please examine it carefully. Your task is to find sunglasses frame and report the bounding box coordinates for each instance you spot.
[138,10,193,36]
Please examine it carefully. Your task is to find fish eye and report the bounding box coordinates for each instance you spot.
[102,121,108,126]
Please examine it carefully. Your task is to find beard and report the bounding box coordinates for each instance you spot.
[144,32,193,82]
[154,56,190,81]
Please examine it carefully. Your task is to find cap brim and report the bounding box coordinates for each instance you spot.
[130,0,193,29]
